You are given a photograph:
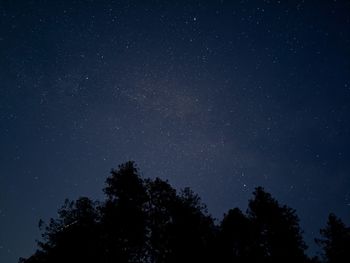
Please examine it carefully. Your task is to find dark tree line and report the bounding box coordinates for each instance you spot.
[20,162,350,263]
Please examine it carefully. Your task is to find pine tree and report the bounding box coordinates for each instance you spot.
[247,187,308,263]
[316,213,350,263]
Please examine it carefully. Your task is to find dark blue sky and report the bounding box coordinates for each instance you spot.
[1,1,349,262]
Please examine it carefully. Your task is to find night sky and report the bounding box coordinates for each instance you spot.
[1,1,350,262]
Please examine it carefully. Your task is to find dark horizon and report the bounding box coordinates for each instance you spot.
[1,1,350,262]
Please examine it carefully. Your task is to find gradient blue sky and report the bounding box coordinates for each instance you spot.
[1,1,349,262]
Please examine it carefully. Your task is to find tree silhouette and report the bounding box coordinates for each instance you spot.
[165,187,215,263]
[217,207,260,262]
[247,187,308,263]
[19,162,349,263]
[145,178,215,263]
[145,178,177,262]
[20,197,101,263]
[100,161,148,262]
[316,213,350,263]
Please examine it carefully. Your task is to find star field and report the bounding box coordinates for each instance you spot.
[0,1,350,262]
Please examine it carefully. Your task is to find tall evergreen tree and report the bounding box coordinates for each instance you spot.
[145,179,215,263]
[247,187,308,263]
[316,213,350,263]
[145,177,178,263]
[217,207,261,263]
[100,161,148,262]
[168,187,215,263]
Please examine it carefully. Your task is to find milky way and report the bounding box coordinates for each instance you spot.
[1,1,350,262]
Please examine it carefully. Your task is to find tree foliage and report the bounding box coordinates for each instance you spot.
[19,162,348,263]
[316,213,350,263]
[247,187,308,263]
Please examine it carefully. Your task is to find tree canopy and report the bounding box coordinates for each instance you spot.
[316,213,350,263]
[20,161,349,263]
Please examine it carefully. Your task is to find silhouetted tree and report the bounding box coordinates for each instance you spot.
[247,187,308,263]
[145,177,178,262]
[145,178,215,263]
[217,207,261,262]
[316,213,350,263]
[21,162,335,263]
[167,187,215,263]
[21,197,100,263]
[100,161,148,262]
